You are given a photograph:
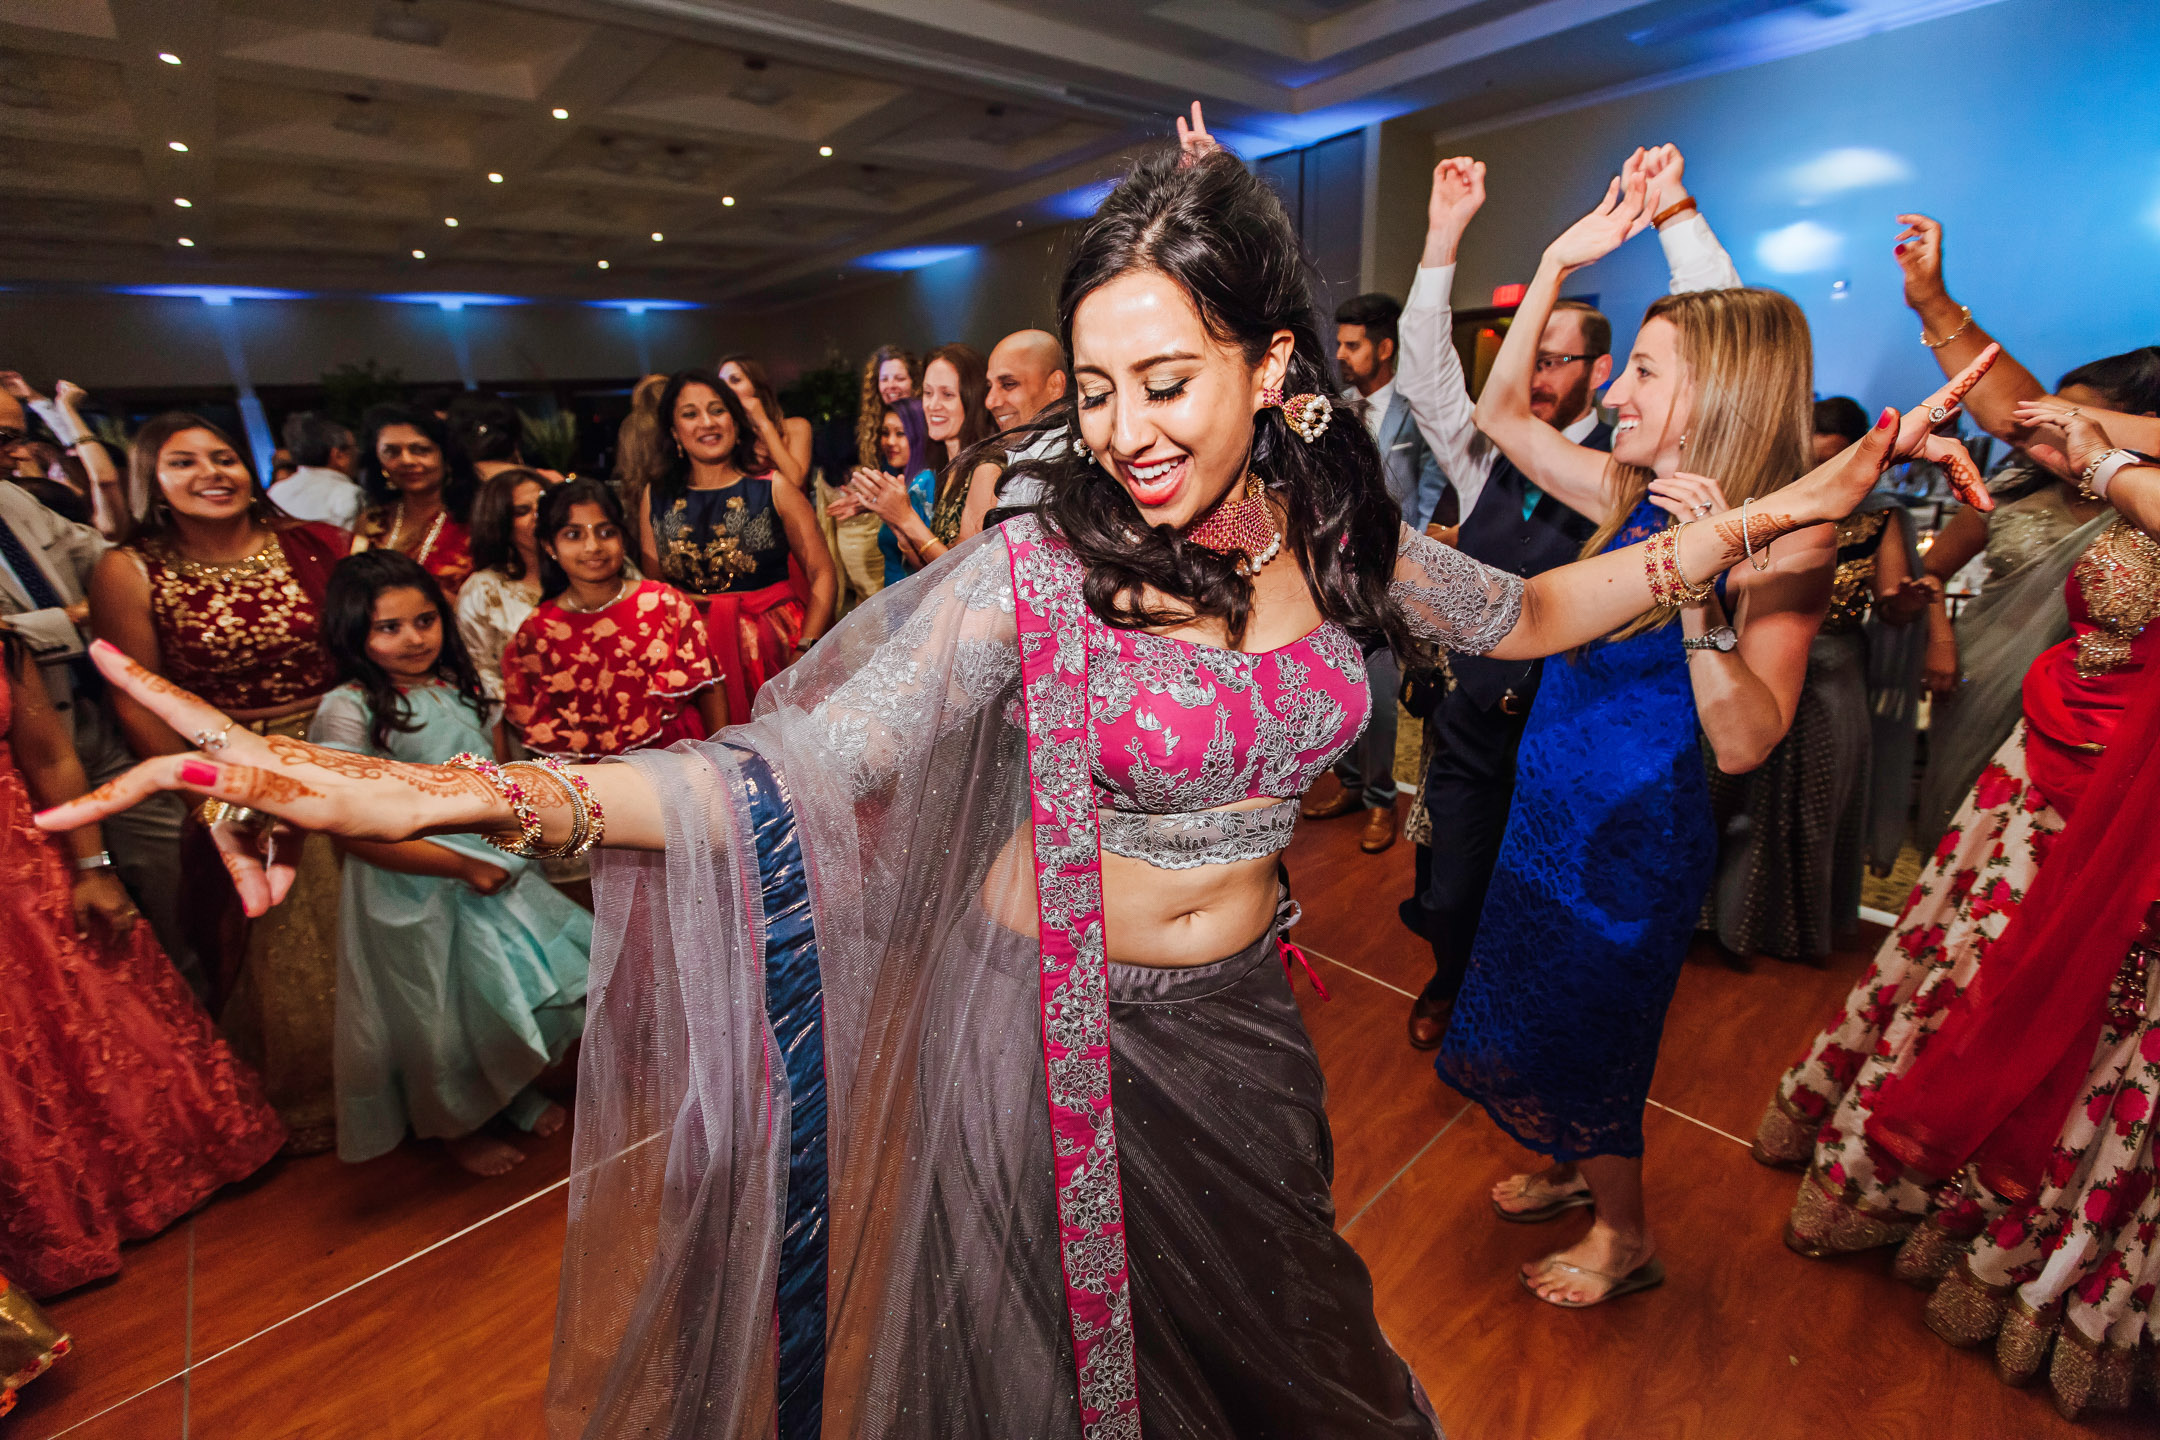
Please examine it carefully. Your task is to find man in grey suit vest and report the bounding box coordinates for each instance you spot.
[1301,292,1449,855]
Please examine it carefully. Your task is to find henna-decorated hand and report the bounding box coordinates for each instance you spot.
[1544,161,1650,274]
[32,641,510,916]
[1790,346,1999,526]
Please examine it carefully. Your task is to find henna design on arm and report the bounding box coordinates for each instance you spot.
[1710,510,1802,564]
[228,766,324,805]
[263,735,497,801]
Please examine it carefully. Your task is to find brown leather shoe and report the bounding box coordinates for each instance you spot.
[1302,784,1363,821]
[1408,992,1450,1050]
[1359,804,1398,853]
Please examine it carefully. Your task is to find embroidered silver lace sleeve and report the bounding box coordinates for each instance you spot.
[811,534,1021,795]
[1388,522,1523,656]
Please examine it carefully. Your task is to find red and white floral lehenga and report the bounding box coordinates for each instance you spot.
[501,578,719,759]
[1756,516,2160,1417]
[544,514,1522,1438]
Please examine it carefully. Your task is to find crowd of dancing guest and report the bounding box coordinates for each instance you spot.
[2,95,2157,1434]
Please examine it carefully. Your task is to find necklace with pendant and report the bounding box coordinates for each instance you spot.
[561,577,633,614]
[1184,469,1281,576]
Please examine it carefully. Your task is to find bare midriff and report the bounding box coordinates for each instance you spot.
[982,794,1284,968]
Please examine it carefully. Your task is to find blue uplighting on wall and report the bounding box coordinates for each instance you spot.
[586,298,702,313]
[853,245,976,272]
[377,292,528,310]
[120,284,304,304]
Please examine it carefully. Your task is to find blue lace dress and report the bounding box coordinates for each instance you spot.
[1436,499,1717,1161]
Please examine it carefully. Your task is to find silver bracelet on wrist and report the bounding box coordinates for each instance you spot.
[74,850,114,871]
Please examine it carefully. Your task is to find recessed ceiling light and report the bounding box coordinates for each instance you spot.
[818,145,833,157]
[551,107,569,120]
[597,259,610,269]
[444,216,458,227]
[168,141,188,152]
[487,172,503,183]
[158,52,181,65]
[721,195,735,206]
[411,248,426,259]
[173,197,192,207]
[650,231,663,242]
[177,237,195,247]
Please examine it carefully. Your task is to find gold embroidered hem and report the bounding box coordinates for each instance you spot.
[1924,1257,2009,1347]
[1751,1101,1813,1169]
[0,1278,67,1416]
[1995,1290,2059,1386]
[1785,1165,1919,1257]
[1890,1212,1971,1289]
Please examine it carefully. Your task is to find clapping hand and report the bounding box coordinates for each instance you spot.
[1544,157,1651,274]
[1637,143,1688,219]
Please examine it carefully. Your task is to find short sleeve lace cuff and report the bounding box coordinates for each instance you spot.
[1388,522,1524,656]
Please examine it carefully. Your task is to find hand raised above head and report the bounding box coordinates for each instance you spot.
[1544,165,1651,274]
[1174,101,1218,163]
[1894,213,1947,309]
[1426,156,1487,238]
[1637,143,1688,217]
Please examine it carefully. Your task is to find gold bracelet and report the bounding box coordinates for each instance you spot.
[1920,303,1974,350]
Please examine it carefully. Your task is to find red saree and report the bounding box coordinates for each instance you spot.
[502,579,719,759]
[1869,664,2160,1200]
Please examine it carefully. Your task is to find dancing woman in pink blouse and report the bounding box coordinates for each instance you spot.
[43,108,1988,1439]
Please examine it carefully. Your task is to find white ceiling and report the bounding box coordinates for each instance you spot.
[0,0,2003,307]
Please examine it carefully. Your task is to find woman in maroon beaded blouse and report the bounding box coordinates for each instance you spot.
[87,413,349,1153]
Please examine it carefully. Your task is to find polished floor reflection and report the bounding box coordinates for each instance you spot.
[13,798,2141,1439]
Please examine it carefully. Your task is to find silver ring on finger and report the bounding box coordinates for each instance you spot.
[193,719,236,753]
[1692,501,1712,516]
[1928,405,1949,423]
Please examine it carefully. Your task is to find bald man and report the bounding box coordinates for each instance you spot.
[960,329,1070,536]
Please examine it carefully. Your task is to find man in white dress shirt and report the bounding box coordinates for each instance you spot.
[267,412,363,530]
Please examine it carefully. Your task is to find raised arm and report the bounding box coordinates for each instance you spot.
[1893,215,2050,443]
[1471,164,1651,518]
[1638,144,1741,294]
[1396,157,1502,519]
[1463,351,1998,662]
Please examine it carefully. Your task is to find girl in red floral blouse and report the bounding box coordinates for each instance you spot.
[504,479,725,760]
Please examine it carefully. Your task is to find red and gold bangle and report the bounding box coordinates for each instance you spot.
[446,751,545,856]
[506,754,607,859]
[1667,521,1715,603]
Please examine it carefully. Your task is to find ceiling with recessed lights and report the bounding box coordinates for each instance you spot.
[0,0,2004,308]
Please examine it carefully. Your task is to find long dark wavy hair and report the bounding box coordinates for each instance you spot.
[1002,146,1406,653]
[469,466,552,579]
[535,477,629,603]
[645,370,761,522]
[358,404,479,523]
[128,412,293,542]
[323,549,488,752]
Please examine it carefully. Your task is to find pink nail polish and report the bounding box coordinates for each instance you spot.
[180,759,219,787]
[1877,409,1895,430]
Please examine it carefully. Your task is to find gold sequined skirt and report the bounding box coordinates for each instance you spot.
[197,708,341,1156]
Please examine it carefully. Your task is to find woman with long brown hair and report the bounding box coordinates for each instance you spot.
[86,412,349,1153]
[829,345,924,608]
[1436,161,1978,1308]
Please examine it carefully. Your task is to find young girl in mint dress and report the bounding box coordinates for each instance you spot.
[310,550,590,1176]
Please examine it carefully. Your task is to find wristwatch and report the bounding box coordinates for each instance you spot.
[1682,626,1738,653]
[74,850,115,872]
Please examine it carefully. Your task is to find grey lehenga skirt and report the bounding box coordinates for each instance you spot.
[911,910,1442,1439]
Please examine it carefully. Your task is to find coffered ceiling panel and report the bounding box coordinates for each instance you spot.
[0,0,2006,305]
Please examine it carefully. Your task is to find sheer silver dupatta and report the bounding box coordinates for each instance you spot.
[547,528,1090,1438]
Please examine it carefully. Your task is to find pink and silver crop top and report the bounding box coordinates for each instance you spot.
[814,518,1523,869]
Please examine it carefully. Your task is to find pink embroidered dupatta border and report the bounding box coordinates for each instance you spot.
[1005,517,1141,1438]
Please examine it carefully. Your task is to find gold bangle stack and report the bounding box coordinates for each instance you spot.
[1643,523,1714,609]
[503,755,606,859]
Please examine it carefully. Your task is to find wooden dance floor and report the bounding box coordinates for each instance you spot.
[14,796,2138,1439]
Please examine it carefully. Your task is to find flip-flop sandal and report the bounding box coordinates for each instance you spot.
[1518,1255,1666,1309]
[1490,1176,1596,1224]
